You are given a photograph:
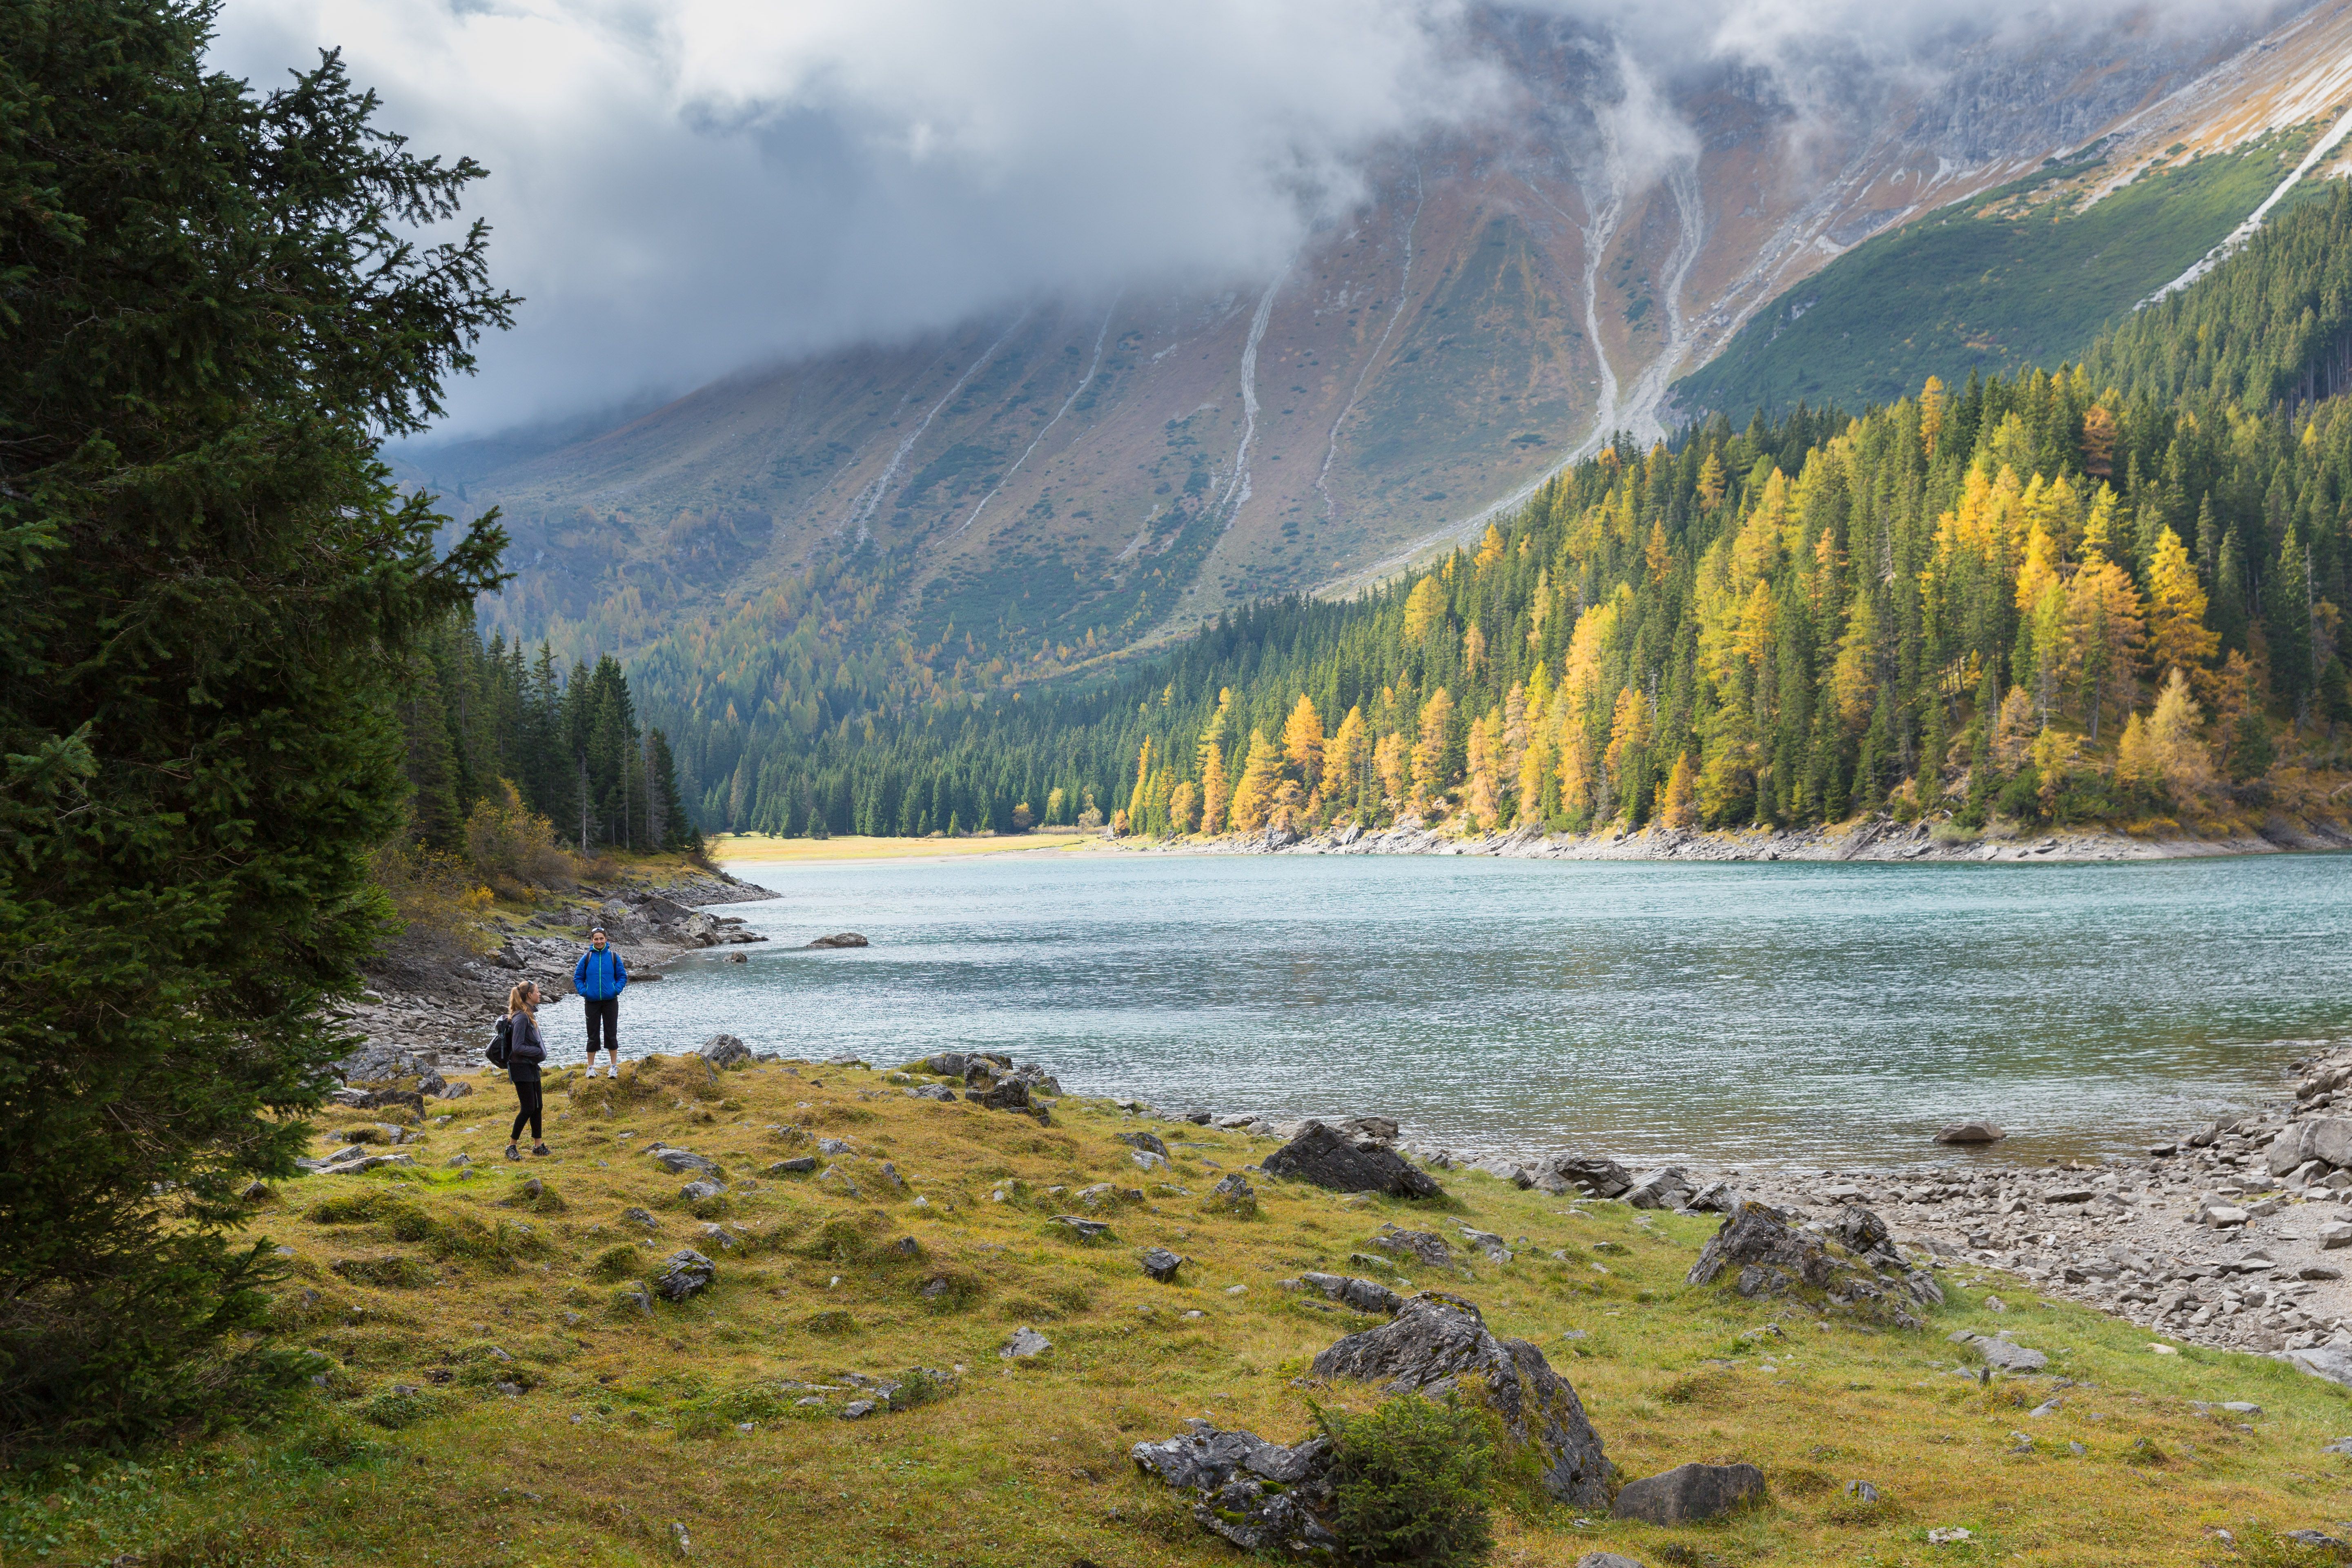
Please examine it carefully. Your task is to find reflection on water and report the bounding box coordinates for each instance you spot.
[576,851,2352,1168]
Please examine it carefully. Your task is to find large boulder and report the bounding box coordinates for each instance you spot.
[650,1249,717,1302]
[1612,1461,1768,1525]
[1296,1273,1403,1316]
[1950,1330,2047,1374]
[1688,1201,1939,1319]
[1369,1223,1458,1271]
[1531,1153,1633,1199]
[1308,1292,1611,1506]
[1623,1167,1695,1210]
[697,1034,752,1068]
[2280,1345,2352,1387]
[2270,1118,2352,1175]
[806,932,869,949]
[1131,1421,1337,1553]
[1262,1121,1444,1198]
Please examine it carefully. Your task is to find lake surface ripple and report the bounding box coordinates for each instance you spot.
[588,853,2352,1168]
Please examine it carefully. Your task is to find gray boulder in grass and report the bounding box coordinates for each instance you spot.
[650,1249,717,1302]
[697,1033,752,1068]
[1611,1461,1768,1524]
[1130,1421,1338,1553]
[1308,1292,1611,1506]
[1261,1120,1444,1198]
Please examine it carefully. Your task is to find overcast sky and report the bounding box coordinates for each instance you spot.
[209,0,2275,437]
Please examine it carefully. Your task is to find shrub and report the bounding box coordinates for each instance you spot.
[463,780,578,897]
[360,1388,445,1430]
[368,842,495,972]
[306,1192,395,1226]
[1316,1394,1496,1568]
[803,1309,858,1337]
[329,1257,435,1290]
[589,1245,643,1283]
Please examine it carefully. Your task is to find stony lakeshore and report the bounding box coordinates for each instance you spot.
[1129,813,2352,864]
[1090,1041,2352,1379]
[347,866,778,1065]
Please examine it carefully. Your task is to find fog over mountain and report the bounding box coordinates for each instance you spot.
[212,0,2277,436]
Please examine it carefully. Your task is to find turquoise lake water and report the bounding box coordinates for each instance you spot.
[561,852,2352,1168]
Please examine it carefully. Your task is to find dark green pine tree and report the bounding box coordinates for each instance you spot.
[0,0,512,1444]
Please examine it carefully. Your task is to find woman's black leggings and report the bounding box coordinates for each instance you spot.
[510,1079,543,1141]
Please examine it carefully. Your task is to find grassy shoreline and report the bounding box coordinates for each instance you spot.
[9,1055,2352,1566]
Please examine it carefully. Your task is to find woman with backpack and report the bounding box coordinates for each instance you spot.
[502,980,550,1160]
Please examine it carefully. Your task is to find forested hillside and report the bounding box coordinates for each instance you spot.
[525,185,2352,842]
[396,617,699,858]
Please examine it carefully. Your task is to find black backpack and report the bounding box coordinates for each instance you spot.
[486,1014,513,1069]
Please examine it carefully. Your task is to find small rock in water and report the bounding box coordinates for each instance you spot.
[1934,1121,2005,1145]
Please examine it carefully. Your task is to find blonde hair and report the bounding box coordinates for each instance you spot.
[506,981,537,1016]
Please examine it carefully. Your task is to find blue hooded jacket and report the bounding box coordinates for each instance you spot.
[575,945,629,1001]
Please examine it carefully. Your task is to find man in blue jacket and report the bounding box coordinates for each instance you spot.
[575,927,629,1077]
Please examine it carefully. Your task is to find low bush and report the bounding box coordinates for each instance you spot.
[589,1245,644,1283]
[1316,1394,1496,1568]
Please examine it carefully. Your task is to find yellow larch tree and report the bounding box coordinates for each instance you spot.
[2144,527,2220,697]
[1463,709,1504,830]
[1474,523,1506,570]
[1326,704,1367,798]
[1167,780,1200,835]
[1373,730,1409,805]
[1661,751,1698,828]
[1412,687,1454,808]
[1402,575,1447,641]
[1604,686,1648,808]
[2060,555,2146,740]
[1228,729,1281,831]
[1280,694,1324,790]
[1199,742,1229,835]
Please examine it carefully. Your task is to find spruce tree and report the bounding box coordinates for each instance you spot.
[0,0,511,1443]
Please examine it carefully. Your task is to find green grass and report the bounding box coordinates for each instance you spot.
[1676,125,2332,419]
[9,1055,2352,1566]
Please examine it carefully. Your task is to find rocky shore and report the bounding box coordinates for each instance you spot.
[1099,1041,2352,1380]
[1120,811,2352,864]
[339,867,777,1075]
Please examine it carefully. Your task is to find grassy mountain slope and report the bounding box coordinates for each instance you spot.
[12,1054,2351,1567]
[1672,125,2332,420]
[689,188,2352,842]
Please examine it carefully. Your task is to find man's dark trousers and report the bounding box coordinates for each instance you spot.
[586,995,619,1055]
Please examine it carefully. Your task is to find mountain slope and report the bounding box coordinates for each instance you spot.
[395,1,2352,819]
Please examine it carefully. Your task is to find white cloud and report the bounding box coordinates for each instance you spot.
[211,0,1495,432]
[208,0,2288,434]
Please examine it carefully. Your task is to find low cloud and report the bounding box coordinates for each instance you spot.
[210,0,2290,435]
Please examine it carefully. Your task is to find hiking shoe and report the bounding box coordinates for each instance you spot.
[504,1144,521,1161]
[531,1143,551,1157]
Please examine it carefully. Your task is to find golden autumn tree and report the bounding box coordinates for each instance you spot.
[1374,730,1410,806]
[1327,705,1368,798]
[1280,694,1324,790]
[2060,555,2146,740]
[1463,708,1503,830]
[1412,687,1454,808]
[1228,729,1282,831]
[1199,742,1229,835]
[1167,779,1200,835]
[1661,751,1698,828]
[1919,374,1946,457]
[2144,527,2220,695]
[1402,574,1447,641]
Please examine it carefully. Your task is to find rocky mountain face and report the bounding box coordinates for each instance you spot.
[405,0,2350,679]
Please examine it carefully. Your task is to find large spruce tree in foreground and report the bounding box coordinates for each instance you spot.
[0,0,511,1446]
